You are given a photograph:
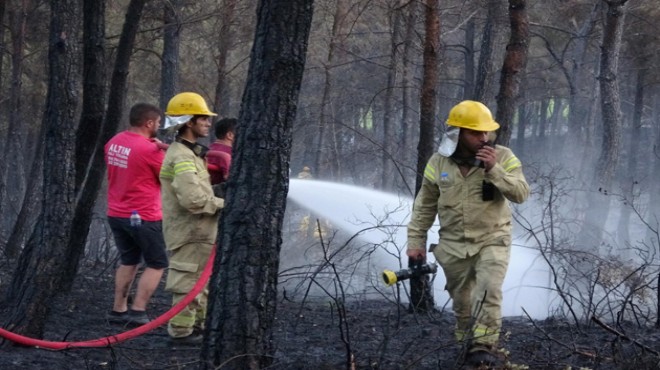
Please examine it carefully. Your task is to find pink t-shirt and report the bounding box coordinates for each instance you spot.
[208,142,232,185]
[105,131,165,221]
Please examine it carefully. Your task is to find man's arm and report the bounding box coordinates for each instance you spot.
[485,148,530,204]
[170,154,224,214]
[148,142,166,180]
[407,158,441,259]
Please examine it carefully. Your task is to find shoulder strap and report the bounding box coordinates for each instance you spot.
[175,136,209,158]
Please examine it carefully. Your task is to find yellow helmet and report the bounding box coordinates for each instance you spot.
[446,100,499,131]
[302,166,310,171]
[165,92,217,117]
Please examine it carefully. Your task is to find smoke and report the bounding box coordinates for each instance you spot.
[283,179,555,318]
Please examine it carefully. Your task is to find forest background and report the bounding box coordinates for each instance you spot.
[0,0,659,369]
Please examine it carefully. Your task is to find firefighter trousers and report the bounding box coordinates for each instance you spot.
[435,245,510,347]
[165,242,212,338]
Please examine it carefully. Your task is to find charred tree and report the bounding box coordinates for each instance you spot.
[0,0,28,254]
[647,87,660,245]
[74,0,106,191]
[567,2,601,145]
[596,0,627,187]
[2,0,81,338]
[539,2,600,154]
[616,58,646,247]
[380,4,403,190]
[3,129,45,265]
[2,0,148,333]
[495,0,529,146]
[159,0,180,111]
[313,0,349,179]
[201,0,314,369]
[578,0,627,251]
[473,0,505,102]
[65,0,147,290]
[515,87,528,154]
[464,18,475,100]
[400,0,419,178]
[0,1,5,99]
[414,0,439,197]
[410,0,440,313]
[213,0,237,114]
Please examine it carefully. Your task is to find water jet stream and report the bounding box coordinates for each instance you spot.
[285,179,553,318]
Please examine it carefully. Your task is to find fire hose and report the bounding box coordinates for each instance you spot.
[0,248,215,350]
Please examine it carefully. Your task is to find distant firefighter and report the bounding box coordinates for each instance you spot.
[297,166,313,179]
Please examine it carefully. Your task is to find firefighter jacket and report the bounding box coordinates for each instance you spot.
[408,145,529,258]
[160,140,224,251]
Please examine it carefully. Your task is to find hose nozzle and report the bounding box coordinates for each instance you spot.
[382,263,438,286]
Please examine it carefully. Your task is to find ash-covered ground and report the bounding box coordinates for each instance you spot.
[1,256,659,370]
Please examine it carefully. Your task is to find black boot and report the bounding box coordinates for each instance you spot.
[465,345,498,367]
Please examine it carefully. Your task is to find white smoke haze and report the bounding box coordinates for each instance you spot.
[282,179,555,319]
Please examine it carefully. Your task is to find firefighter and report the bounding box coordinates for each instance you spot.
[297,166,313,179]
[407,100,530,366]
[160,92,224,344]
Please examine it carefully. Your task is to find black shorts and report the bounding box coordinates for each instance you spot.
[108,217,169,269]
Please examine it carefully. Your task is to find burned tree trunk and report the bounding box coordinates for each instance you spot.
[74,0,106,191]
[414,0,440,195]
[495,0,529,146]
[577,0,627,251]
[2,0,81,338]
[400,0,419,180]
[567,2,600,145]
[464,18,475,100]
[597,0,627,187]
[0,1,5,96]
[410,0,440,313]
[617,64,645,247]
[64,0,147,291]
[473,0,506,102]
[0,0,29,251]
[201,1,314,369]
[312,0,349,179]
[380,4,403,190]
[159,0,180,111]
[213,0,237,114]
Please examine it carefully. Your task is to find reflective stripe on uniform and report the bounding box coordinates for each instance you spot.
[472,324,499,345]
[502,156,521,172]
[424,162,436,182]
[173,161,197,174]
[160,167,174,179]
[168,290,208,337]
[454,325,500,344]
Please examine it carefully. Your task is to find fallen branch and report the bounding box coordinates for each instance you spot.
[591,315,660,357]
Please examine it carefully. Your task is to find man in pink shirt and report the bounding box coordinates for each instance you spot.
[208,117,236,185]
[104,103,168,326]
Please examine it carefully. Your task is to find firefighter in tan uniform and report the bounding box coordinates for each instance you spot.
[160,92,224,343]
[407,100,529,366]
[297,166,313,179]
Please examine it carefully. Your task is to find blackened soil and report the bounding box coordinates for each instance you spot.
[1,262,659,370]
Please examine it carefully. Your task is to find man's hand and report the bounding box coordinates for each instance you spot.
[406,248,426,261]
[476,143,496,171]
